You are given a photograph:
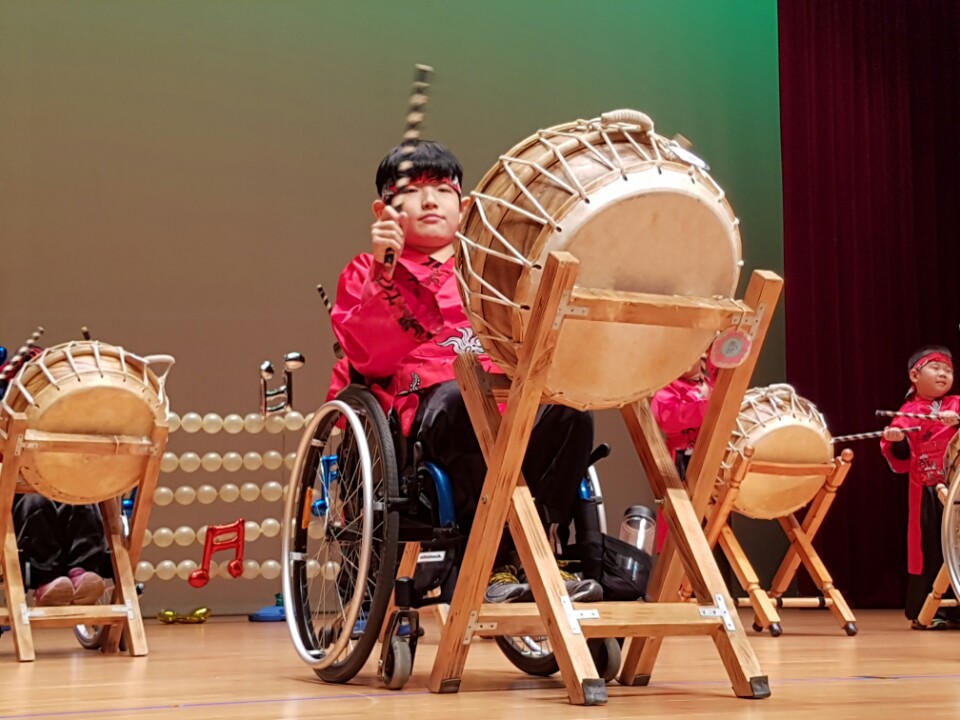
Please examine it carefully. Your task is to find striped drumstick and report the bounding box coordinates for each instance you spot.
[316,284,344,359]
[831,426,921,444]
[0,326,45,382]
[876,409,947,421]
[382,64,434,277]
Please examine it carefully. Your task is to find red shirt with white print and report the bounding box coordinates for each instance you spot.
[327,248,499,435]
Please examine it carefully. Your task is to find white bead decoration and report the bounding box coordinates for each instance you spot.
[306,559,320,579]
[155,559,177,581]
[284,411,305,431]
[242,559,260,579]
[176,559,199,580]
[222,451,243,472]
[240,482,261,502]
[201,452,223,472]
[179,452,201,473]
[196,484,218,504]
[260,517,281,538]
[320,560,340,581]
[244,520,261,542]
[262,450,283,471]
[174,526,196,547]
[202,413,223,434]
[180,412,203,433]
[242,452,263,471]
[243,413,265,433]
[152,527,174,548]
[197,526,207,544]
[174,485,197,505]
[260,559,281,580]
[219,483,240,503]
[142,529,152,548]
[160,452,179,473]
[135,561,155,582]
[154,486,174,506]
[166,412,181,432]
[222,413,245,434]
[284,452,296,470]
[261,481,283,503]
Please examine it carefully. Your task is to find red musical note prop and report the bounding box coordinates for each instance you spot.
[189,519,246,588]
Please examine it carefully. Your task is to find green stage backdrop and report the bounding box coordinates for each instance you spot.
[0,1,782,613]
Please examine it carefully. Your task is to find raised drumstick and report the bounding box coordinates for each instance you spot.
[382,64,434,277]
[0,326,44,382]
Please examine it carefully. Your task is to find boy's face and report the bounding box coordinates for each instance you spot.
[374,178,469,254]
[910,360,954,400]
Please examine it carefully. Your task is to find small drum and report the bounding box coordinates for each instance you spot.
[1,341,174,504]
[944,433,960,487]
[456,110,742,409]
[719,384,833,520]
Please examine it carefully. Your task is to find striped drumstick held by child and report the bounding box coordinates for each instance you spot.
[832,426,921,444]
[876,409,948,421]
[382,64,434,277]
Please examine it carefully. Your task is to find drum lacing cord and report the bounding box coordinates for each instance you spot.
[499,161,564,228]
[463,199,541,263]
[453,238,523,310]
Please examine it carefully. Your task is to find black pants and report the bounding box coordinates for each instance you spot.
[905,484,960,621]
[12,494,109,589]
[412,381,594,547]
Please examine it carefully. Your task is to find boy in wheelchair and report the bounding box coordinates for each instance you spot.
[327,139,602,604]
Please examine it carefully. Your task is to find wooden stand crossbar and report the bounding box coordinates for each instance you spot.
[694,449,858,636]
[0,412,167,661]
[426,251,782,705]
[917,484,959,626]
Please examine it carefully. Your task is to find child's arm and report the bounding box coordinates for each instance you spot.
[879,415,913,474]
[651,380,710,435]
[330,254,444,379]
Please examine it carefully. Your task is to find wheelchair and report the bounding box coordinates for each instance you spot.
[281,383,622,690]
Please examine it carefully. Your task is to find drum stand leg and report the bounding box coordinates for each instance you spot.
[767,451,857,634]
[916,485,957,626]
[102,419,167,654]
[0,414,36,661]
[426,253,781,704]
[620,269,783,688]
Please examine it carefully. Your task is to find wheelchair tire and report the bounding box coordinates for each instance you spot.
[282,386,399,683]
[495,634,620,681]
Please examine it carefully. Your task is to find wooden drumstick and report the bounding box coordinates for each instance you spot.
[876,409,946,421]
[831,426,920,443]
[382,64,434,277]
[316,285,344,359]
[0,326,45,382]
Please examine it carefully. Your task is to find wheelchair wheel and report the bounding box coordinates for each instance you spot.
[495,635,620,682]
[74,583,114,650]
[942,475,960,599]
[283,386,399,683]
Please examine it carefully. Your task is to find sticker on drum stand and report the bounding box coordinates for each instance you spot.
[710,329,752,368]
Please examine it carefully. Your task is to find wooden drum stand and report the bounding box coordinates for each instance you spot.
[0,411,167,661]
[422,251,782,705]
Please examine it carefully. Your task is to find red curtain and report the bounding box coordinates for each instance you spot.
[779,0,960,606]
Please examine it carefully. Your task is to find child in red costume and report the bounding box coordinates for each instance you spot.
[650,353,717,552]
[326,140,599,602]
[880,345,960,629]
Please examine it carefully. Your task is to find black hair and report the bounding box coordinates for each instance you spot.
[375,140,463,199]
[907,344,953,372]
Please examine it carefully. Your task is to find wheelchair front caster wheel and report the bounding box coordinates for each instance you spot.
[844,623,858,637]
[589,638,622,684]
[382,638,412,690]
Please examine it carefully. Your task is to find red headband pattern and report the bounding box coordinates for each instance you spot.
[911,351,953,373]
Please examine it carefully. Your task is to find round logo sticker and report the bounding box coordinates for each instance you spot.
[710,329,752,368]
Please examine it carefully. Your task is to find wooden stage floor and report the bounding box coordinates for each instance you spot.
[0,609,958,719]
